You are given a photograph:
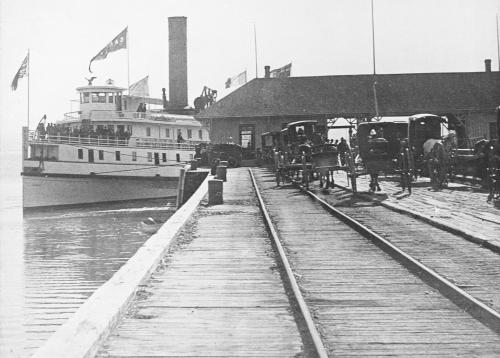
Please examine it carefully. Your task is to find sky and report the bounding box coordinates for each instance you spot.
[0,0,499,151]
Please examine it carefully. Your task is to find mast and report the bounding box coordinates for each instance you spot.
[496,14,500,71]
[371,0,380,119]
[254,23,258,78]
[127,27,131,92]
[27,49,30,129]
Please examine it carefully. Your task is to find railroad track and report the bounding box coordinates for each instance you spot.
[250,167,500,357]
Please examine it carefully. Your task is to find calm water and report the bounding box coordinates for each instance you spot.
[0,151,176,357]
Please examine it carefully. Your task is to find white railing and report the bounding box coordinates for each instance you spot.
[28,131,207,150]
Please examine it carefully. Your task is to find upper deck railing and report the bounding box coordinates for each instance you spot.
[63,110,195,123]
[27,131,206,151]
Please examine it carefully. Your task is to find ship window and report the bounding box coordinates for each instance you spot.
[115,151,121,161]
[146,127,151,137]
[107,125,114,133]
[132,151,137,161]
[147,152,152,162]
[99,150,104,160]
[98,93,106,103]
[198,130,203,139]
[78,148,83,159]
[91,93,98,102]
[108,94,113,103]
[187,129,192,139]
[83,93,90,103]
[162,153,166,162]
[165,128,170,138]
[176,153,180,162]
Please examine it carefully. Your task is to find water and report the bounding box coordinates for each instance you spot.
[0,151,176,357]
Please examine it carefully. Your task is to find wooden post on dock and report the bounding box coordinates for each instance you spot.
[176,167,186,208]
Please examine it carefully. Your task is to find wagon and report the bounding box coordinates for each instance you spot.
[357,114,455,193]
[274,120,357,191]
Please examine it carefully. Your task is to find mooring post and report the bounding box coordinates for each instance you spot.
[176,167,186,208]
[208,179,223,205]
[216,165,227,182]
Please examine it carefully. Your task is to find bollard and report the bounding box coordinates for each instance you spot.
[208,179,223,205]
[190,160,198,170]
[216,165,227,182]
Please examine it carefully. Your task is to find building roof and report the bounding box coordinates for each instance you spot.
[196,72,500,119]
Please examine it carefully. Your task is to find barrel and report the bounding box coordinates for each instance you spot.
[208,179,223,205]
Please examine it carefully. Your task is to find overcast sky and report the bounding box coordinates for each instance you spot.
[1,0,499,150]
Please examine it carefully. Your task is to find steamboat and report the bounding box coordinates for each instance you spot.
[21,17,207,209]
[21,83,208,209]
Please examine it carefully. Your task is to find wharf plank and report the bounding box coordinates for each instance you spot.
[334,172,499,246]
[307,183,500,314]
[97,169,303,358]
[253,168,500,357]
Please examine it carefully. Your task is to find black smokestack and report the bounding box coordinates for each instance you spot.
[169,17,188,109]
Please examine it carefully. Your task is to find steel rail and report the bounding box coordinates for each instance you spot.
[249,168,329,358]
[295,181,500,335]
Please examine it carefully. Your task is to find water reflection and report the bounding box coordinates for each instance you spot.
[1,196,175,357]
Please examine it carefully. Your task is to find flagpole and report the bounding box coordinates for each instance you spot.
[127,27,130,92]
[27,49,30,129]
[371,0,380,119]
[496,14,500,71]
[254,23,258,78]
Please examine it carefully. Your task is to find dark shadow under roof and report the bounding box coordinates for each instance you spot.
[196,72,500,119]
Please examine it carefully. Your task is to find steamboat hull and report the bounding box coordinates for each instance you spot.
[22,174,178,209]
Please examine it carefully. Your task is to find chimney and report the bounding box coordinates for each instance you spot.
[169,17,188,109]
[264,65,271,78]
[485,59,492,72]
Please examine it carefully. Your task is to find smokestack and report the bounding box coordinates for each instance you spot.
[264,65,271,78]
[169,17,188,109]
[485,59,492,72]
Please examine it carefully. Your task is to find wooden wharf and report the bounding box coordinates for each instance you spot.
[96,168,305,357]
[35,167,500,358]
[251,167,500,356]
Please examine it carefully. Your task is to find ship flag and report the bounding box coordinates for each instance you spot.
[129,75,149,97]
[270,63,292,78]
[225,70,247,89]
[88,27,128,73]
[11,52,29,91]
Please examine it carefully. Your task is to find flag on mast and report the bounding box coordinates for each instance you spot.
[11,53,29,90]
[89,27,128,73]
[129,75,149,97]
[225,70,247,89]
[270,63,291,78]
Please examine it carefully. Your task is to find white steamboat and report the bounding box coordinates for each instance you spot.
[22,83,208,209]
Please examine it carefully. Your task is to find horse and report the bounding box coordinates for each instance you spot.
[475,139,500,201]
[423,131,457,189]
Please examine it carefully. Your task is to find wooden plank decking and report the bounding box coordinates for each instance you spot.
[97,168,303,357]
[252,168,500,357]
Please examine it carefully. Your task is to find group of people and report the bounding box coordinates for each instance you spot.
[35,122,131,141]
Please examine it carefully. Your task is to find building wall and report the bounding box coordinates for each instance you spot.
[209,116,320,149]
[463,110,497,140]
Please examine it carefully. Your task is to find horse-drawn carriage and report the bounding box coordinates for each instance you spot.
[274,120,357,191]
[358,114,456,193]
